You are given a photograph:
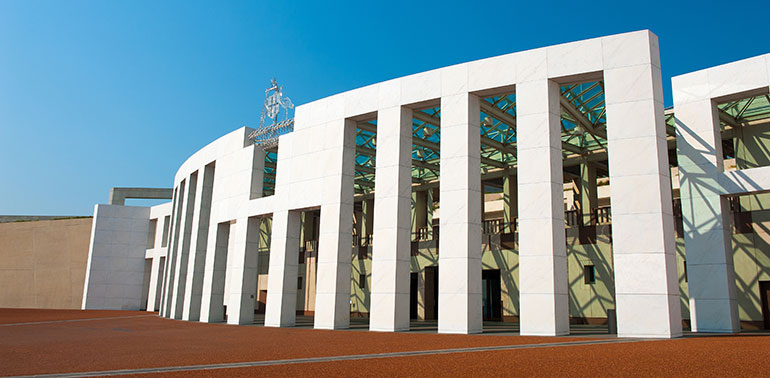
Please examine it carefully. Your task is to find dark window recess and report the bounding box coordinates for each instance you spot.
[359,273,366,289]
[673,198,685,238]
[410,241,419,256]
[500,231,516,250]
[358,245,368,260]
[584,265,596,284]
[578,223,597,245]
[298,249,305,264]
[683,260,688,282]
[297,276,303,290]
[730,197,753,234]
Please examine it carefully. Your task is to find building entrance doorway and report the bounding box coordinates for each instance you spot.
[257,290,267,314]
[410,273,418,320]
[425,266,439,320]
[760,281,770,330]
[482,269,502,321]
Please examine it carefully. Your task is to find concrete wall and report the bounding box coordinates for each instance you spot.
[0,218,92,309]
[82,204,151,310]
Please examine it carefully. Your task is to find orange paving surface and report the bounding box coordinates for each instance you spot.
[155,336,770,377]
[0,308,150,324]
[1,309,769,377]
[0,309,590,376]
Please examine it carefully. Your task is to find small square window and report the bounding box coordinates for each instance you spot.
[359,273,366,289]
[584,265,595,285]
[297,276,303,290]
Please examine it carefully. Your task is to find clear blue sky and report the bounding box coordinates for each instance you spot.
[1,0,768,215]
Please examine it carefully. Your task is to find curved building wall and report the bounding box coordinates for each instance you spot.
[148,29,680,337]
[81,30,770,337]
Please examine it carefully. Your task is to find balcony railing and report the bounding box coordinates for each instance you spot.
[352,234,373,247]
[482,219,517,235]
[565,206,612,226]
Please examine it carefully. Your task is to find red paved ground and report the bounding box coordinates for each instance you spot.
[1,309,768,377]
[0,309,589,376]
[0,308,149,324]
[155,335,770,377]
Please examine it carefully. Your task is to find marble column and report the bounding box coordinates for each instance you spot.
[182,163,215,321]
[170,172,199,319]
[517,79,569,336]
[604,33,682,337]
[199,222,231,323]
[146,256,163,312]
[438,92,482,334]
[226,217,261,325]
[314,118,356,330]
[265,210,301,327]
[675,99,738,333]
[370,106,413,332]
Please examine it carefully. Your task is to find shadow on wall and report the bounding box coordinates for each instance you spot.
[676,116,768,326]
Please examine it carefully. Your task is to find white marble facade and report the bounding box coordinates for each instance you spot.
[82,30,768,339]
[672,54,770,333]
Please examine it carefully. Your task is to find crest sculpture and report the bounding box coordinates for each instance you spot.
[248,78,294,149]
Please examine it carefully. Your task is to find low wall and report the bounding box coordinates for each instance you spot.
[0,218,93,309]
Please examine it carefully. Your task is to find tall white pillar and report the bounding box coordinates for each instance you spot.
[605,35,683,338]
[199,222,230,322]
[517,79,569,336]
[314,119,356,330]
[146,211,169,312]
[226,217,261,325]
[182,164,215,321]
[161,185,184,317]
[177,169,204,320]
[370,106,413,332]
[170,172,199,319]
[146,256,162,312]
[674,99,738,333]
[265,210,301,327]
[438,92,482,334]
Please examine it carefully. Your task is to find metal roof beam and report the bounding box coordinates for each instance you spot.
[480,100,584,155]
[559,95,607,140]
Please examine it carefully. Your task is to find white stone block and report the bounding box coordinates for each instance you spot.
[440,123,477,157]
[513,48,547,83]
[605,99,665,140]
[671,70,710,105]
[616,294,681,338]
[687,263,736,299]
[609,175,670,215]
[438,190,482,226]
[614,253,677,295]
[401,70,441,105]
[519,292,569,336]
[517,218,563,255]
[601,30,657,69]
[546,37,603,79]
[707,55,769,100]
[378,79,401,109]
[689,297,740,332]
[610,213,669,254]
[467,54,516,93]
[604,64,661,105]
[516,182,562,220]
[441,63,468,96]
[344,84,378,118]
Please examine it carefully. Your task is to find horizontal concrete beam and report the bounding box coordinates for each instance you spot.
[109,187,174,206]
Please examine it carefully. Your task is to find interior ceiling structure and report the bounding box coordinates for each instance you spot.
[352,80,616,195]
[261,85,770,196]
